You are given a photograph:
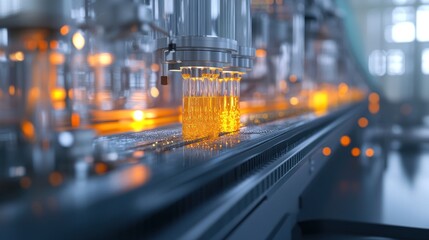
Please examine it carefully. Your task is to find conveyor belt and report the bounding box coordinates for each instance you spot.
[0,103,365,240]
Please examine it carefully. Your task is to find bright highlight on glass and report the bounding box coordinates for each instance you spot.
[72,31,85,50]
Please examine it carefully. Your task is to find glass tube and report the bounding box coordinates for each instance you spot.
[182,67,221,140]
[219,71,241,133]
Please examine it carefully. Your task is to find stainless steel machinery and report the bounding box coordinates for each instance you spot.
[0,0,371,239]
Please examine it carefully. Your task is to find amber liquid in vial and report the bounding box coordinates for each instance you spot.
[182,68,221,140]
[219,72,241,133]
[219,95,240,133]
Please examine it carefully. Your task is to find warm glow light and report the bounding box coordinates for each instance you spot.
[9,51,25,61]
[351,147,361,157]
[322,147,332,156]
[9,85,15,96]
[51,88,66,101]
[24,40,37,50]
[369,104,380,114]
[289,74,298,83]
[358,117,369,128]
[151,63,160,72]
[28,88,40,99]
[49,52,65,65]
[365,148,375,158]
[133,151,145,158]
[279,80,287,92]
[60,25,70,36]
[72,32,85,50]
[311,91,329,113]
[49,172,63,187]
[38,41,48,51]
[340,135,351,147]
[338,83,349,95]
[50,40,59,49]
[150,87,160,98]
[369,92,379,103]
[95,163,108,175]
[133,110,145,122]
[71,113,80,127]
[20,177,32,189]
[87,53,114,66]
[289,97,299,106]
[256,48,267,58]
[68,89,74,99]
[118,165,150,190]
[21,121,35,140]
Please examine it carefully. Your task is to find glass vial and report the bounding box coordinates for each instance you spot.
[182,67,221,140]
[219,71,242,133]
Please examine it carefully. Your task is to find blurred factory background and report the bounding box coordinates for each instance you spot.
[0,0,428,239]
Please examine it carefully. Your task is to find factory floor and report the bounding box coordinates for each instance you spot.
[298,126,429,240]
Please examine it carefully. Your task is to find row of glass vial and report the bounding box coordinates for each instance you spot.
[181,67,241,140]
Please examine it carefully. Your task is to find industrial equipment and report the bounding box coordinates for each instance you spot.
[3,0,410,239]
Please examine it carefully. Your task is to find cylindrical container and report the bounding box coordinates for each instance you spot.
[219,71,242,133]
[182,67,221,140]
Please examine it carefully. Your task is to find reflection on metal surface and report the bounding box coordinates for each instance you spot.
[91,108,180,135]
[117,165,150,191]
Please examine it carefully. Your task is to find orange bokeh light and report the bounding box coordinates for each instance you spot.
[60,25,70,36]
[351,147,361,157]
[322,147,332,156]
[151,63,160,72]
[49,172,63,187]
[358,117,368,128]
[38,40,48,51]
[87,53,114,66]
[340,135,351,147]
[71,113,80,128]
[49,52,65,65]
[368,92,379,103]
[365,148,374,157]
[51,88,66,101]
[20,177,32,189]
[95,163,108,175]
[9,85,15,96]
[338,83,349,95]
[9,51,25,61]
[21,120,35,140]
[289,97,299,106]
[50,40,59,49]
[369,104,380,114]
[256,48,267,58]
